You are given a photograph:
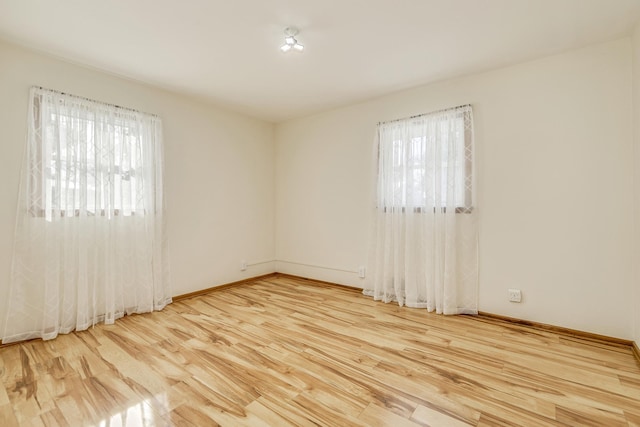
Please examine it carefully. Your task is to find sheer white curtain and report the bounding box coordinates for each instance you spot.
[2,87,171,344]
[364,105,477,315]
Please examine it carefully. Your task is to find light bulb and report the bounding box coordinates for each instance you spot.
[285,36,296,45]
[280,44,292,52]
[293,43,304,52]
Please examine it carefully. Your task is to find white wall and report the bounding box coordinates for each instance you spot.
[633,25,640,348]
[276,39,634,340]
[0,40,276,333]
[1,36,636,342]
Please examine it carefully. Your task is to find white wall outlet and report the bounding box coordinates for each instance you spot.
[358,266,366,278]
[241,260,247,271]
[508,288,522,303]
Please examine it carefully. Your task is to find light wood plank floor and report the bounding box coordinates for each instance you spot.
[1,275,639,426]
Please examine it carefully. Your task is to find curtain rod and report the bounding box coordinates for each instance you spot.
[378,103,471,125]
[33,86,158,117]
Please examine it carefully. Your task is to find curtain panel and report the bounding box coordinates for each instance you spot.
[365,105,478,315]
[2,87,171,343]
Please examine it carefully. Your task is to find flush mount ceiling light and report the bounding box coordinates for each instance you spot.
[280,27,304,52]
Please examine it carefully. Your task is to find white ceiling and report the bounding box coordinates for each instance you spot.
[1,0,640,122]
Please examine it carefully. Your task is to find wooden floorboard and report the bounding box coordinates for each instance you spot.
[1,275,639,426]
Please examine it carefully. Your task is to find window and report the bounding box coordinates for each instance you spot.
[376,105,473,213]
[28,87,161,220]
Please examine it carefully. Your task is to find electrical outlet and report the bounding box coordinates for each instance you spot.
[358,266,366,278]
[508,288,522,303]
[240,260,247,271]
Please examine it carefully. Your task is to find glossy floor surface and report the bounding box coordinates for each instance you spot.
[1,275,639,426]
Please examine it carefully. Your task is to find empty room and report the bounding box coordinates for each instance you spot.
[1,0,640,425]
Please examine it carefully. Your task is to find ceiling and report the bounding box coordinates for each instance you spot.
[1,0,640,122]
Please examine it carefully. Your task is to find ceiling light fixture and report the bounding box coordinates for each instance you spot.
[281,27,304,53]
